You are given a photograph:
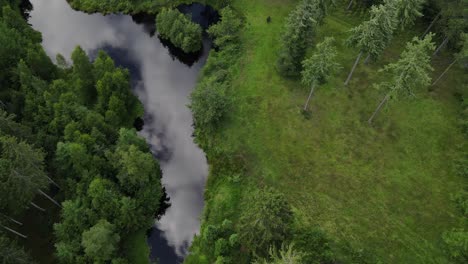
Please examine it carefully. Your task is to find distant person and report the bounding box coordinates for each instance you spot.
[267,16,271,23]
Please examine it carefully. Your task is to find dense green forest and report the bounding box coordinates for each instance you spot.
[1,0,467,263]
[0,0,165,263]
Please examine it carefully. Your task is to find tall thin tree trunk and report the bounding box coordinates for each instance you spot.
[347,0,354,11]
[45,175,60,188]
[38,190,61,208]
[368,93,390,124]
[433,37,449,56]
[364,54,371,64]
[433,58,458,86]
[0,213,23,226]
[344,51,363,86]
[30,202,45,212]
[1,225,27,238]
[421,12,441,39]
[303,83,316,111]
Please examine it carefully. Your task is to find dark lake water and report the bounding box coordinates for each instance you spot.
[27,0,217,262]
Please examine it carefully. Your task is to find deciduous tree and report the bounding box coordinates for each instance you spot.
[81,219,120,262]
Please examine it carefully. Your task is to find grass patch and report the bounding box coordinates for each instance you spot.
[194,0,467,263]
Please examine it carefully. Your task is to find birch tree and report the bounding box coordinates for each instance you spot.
[301,37,341,111]
[368,34,435,124]
[344,4,397,85]
[433,33,468,86]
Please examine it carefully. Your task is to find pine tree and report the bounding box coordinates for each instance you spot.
[433,33,468,86]
[368,34,435,124]
[385,0,425,29]
[344,3,398,85]
[277,0,323,77]
[301,37,341,111]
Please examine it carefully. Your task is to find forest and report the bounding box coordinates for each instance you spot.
[1,0,467,263]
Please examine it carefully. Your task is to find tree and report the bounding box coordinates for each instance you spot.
[94,58,143,128]
[0,135,48,214]
[368,34,435,124]
[239,188,293,257]
[277,0,323,77]
[316,0,336,16]
[71,46,95,105]
[0,235,36,264]
[253,243,304,264]
[433,33,468,86]
[156,8,202,53]
[81,219,120,262]
[207,7,242,48]
[87,178,121,220]
[293,228,335,264]
[189,76,229,130]
[432,1,468,56]
[385,0,425,29]
[301,37,341,111]
[344,3,397,85]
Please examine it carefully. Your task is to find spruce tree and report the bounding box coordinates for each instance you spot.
[344,3,397,85]
[368,34,435,124]
[301,37,341,111]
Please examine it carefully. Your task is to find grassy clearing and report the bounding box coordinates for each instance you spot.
[196,0,467,263]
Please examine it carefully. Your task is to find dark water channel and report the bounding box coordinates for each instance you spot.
[27,0,217,262]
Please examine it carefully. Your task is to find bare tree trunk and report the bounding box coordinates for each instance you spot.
[364,54,371,64]
[30,202,45,212]
[433,37,449,56]
[347,0,354,11]
[421,12,441,39]
[38,190,61,208]
[344,51,363,86]
[1,225,27,238]
[368,94,390,124]
[0,213,23,226]
[45,175,60,188]
[433,59,458,86]
[303,83,316,111]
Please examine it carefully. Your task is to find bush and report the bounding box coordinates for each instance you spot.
[293,228,335,264]
[239,188,294,257]
[189,76,230,130]
[156,8,202,53]
[443,229,468,263]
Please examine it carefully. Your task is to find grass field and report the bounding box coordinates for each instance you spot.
[196,0,467,263]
